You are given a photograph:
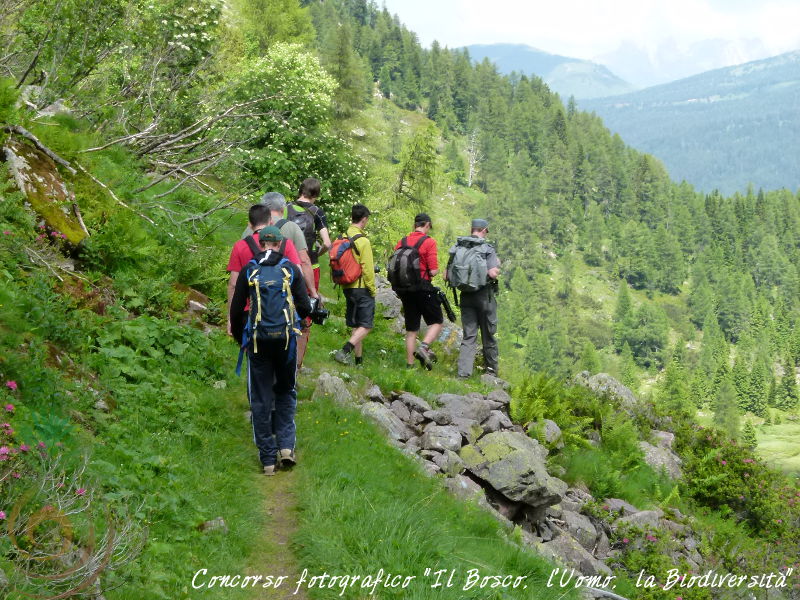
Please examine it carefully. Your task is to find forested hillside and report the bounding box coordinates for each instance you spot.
[1,0,799,597]
[582,50,800,194]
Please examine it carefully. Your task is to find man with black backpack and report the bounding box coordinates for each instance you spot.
[229,226,312,476]
[290,178,332,292]
[388,213,443,370]
[446,218,501,378]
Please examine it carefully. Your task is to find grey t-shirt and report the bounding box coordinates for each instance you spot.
[242,220,308,253]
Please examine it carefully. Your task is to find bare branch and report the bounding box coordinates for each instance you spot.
[3,124,77,174]
[73,161,174,239]
[78,121,158,153]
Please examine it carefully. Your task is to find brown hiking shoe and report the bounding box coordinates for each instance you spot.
[414,346,433,370]
[278,449,296,468]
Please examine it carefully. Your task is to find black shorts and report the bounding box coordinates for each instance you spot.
[398,288,443,332]
[344,288,375,329]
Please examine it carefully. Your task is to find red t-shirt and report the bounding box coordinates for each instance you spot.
[226,235,300,273]
[394,231,438,281]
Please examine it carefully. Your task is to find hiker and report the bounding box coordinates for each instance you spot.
[292,178,332,292]
[333,204,375,366]
[227,204,301,336]
[388,213,443,370]
[260,192,321,368]
[229,226,312,476]
[446,218,501,378]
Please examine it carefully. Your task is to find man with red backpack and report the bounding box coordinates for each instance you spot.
[332,204,374,366]
[388,213,443,370]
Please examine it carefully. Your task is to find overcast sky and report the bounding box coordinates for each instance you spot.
[378,0,800,63]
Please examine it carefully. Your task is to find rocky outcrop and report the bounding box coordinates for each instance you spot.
[342,376,708,581]
[573,371,655,424]
[460,431,567,508]
[311,373,353,405]
[2,137,87,245]
[638,440,683,480]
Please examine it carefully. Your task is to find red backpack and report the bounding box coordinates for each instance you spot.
[329,234,364,285]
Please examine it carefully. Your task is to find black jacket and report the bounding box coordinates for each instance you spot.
[229,250,312,342]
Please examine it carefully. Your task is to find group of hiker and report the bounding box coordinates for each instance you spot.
[226,178,501,476]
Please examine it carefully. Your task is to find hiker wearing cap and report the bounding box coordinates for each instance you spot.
[227,204,301,336]
[388,213,443,370]
[446,218,501,378]
[259,192,321,368]
[334,204,375,366]
[230,226,312,476]
[293,178,332,292]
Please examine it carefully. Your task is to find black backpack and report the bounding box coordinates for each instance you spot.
[286,202,320,254]
[388,235,429,293]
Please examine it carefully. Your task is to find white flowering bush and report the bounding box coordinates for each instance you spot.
[224,43,366,219]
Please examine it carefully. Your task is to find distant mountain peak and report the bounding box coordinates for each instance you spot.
[464,43,635,99]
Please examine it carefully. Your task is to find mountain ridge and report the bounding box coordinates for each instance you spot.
[581,50,800,194]
[465,43,635,99]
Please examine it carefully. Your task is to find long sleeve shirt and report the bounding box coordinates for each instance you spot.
[341,224,375,296]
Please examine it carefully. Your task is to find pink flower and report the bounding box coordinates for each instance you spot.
[602,504,610,511]
[4,404,14,413]
[2,230,10,235]
[5,381,17,391]
[19,444,29,452]
[721,460,727,465]
[75,488,86,496]
[12,472,20,479]
[0,446,9,456]
[739,495,745,500]
[622,538,629,544]
[37,441,46,448]
[0,511,6,520]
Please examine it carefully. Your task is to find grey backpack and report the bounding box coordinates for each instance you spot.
[446,236,490,292]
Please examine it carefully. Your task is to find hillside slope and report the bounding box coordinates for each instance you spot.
[581,50,800,194]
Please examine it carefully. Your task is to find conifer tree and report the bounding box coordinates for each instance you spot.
[613,280,633,350]
[714,376,741,440]
[619,342,637,391]
[659,356,691,416]
[741,420,758,449]
[525,328,554,374]
[578,341,601,375]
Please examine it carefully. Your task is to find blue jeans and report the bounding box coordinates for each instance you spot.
[246,337,297,467]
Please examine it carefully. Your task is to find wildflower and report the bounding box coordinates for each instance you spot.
[0,511,6,520]
[19,444,29,452]
[76,488,86,496]
[12,472,20,479]
[721,460,727,465]
[0,446,9,456]
[622,538,629,544]
[37,441,46,448]
[2,230,10,235]
[4,404,13,413]
[603,504,610,511]
[5,381,17,391]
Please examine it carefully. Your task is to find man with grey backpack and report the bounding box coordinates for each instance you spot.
[446,218,501,378]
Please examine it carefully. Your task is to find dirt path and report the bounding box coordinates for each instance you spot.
[245,468,309,600]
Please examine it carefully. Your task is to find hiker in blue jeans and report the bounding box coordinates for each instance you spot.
[230,227,312,475]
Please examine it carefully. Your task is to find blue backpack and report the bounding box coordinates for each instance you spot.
[235,251,301,375]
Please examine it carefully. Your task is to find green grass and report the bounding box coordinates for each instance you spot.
[756,420,800,475]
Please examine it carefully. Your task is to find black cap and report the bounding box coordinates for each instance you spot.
[415,213,432,229]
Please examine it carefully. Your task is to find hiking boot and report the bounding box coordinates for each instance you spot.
[278,449,296,468]
[263,464,277,476]
[427,348,438,364]
[414,346,433,370]
[333,349,353,365]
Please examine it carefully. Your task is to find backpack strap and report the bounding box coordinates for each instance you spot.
[412,235,429,250]
[244,235,261,257]
[275,218,288,229]
[347,233,364,255]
